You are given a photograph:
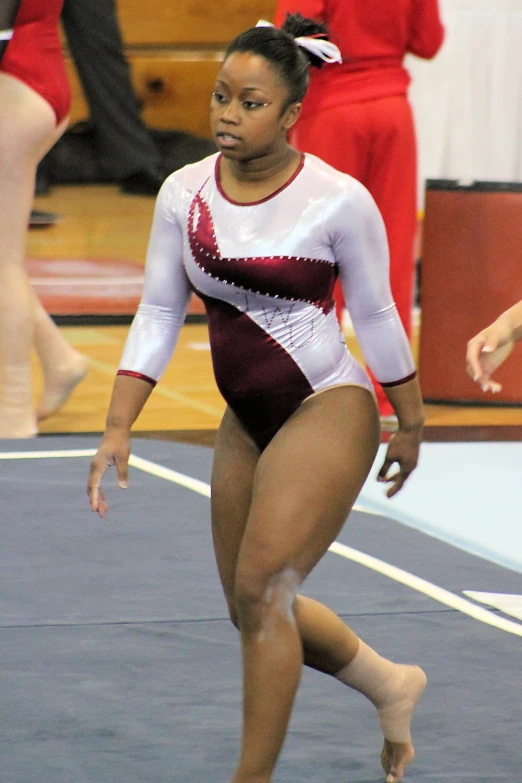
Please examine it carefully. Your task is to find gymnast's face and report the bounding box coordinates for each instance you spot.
[210,52,301,162]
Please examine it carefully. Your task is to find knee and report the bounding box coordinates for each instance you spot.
[226,598,239,629]
[233,566,301,634]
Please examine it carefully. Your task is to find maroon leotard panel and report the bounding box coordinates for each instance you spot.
[0,0,70,124]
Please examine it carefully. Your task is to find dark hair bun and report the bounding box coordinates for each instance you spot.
[225,14,331,104]
[281,12,329,69]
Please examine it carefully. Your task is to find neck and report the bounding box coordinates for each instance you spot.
[222,143,299,184]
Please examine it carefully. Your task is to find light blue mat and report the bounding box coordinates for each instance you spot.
[359,442,522,574]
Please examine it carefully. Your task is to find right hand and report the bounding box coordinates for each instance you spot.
[87,429,131,518]
[377,424,422,498]
[466,320,514,393]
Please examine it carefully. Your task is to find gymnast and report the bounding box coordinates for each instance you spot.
[88,15,426,783]
[0,0,87,438]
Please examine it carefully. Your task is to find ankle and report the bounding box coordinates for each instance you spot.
[334,641,399,708]
[232,774,271,783]
[40,349,87,379]
[0,407,37,438]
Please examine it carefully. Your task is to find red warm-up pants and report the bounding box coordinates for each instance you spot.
[291,94,417,416]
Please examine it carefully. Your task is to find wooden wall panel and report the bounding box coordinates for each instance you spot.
[115,0,277,46]
[65,55,222,137]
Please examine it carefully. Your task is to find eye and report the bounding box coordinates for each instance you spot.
[212,91,227,104]
[243,100,266,110]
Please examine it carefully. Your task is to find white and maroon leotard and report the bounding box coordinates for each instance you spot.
[118,152,416,449]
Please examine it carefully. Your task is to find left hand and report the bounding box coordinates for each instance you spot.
[377,427,421,498]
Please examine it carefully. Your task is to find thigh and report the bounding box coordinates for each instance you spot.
[0,74,67,263]
[210,406,260,605]
[236,386,380,589]
[0,73,66,166]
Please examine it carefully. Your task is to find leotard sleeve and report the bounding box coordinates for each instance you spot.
[0,0,22,61]
[328,180,416,387]
[118,176,192,385]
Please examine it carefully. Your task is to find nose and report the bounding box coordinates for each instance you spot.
[220,99,241,125]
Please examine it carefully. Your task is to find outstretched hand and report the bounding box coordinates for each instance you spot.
[377,428,421,498]
[466,323,514,393]
[87,429,131,517]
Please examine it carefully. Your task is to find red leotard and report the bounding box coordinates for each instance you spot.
[0,0,70,124]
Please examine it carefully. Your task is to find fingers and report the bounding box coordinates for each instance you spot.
[466,325,514,390]
[87,433,131,517]
[386,475,407,498]
[377,458,393,482]
[480,379,502,394]
[465,334,490,383]
[116,454,129,489]
[377,435,418,497]
[94,488,108,518]
[378,468,410,498]
[87,459,108,516]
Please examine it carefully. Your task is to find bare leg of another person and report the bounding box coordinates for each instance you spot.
[32,293,88,421]
[0,74,86,436]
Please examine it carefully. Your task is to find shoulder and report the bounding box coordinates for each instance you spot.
[301,153,379,230]
[156,154,219,221]
[302,153,375,209]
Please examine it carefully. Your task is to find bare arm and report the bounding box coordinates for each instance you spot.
[105,374,154,432]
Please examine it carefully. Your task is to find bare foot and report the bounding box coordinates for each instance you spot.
[37,354,88,421]
[0,409,37,439]
[378,665,427,781]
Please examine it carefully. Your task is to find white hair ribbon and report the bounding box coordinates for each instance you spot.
[255,19,342,65]
[0,29,14,41]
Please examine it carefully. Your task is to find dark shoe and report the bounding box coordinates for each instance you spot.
[119,170,165,196]
[29,209,62,228]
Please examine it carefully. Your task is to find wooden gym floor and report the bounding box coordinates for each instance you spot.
[29,184,522,442]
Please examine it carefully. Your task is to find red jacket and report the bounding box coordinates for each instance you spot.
[275,0,444,114]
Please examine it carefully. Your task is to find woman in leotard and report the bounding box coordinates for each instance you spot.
[88,15,426,783]
[0,0,86,438]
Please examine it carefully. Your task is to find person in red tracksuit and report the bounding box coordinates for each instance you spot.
[275,0,444,421]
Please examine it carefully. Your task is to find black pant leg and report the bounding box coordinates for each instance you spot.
[61,0,161,179]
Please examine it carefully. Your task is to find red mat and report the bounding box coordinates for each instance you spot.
[27,257,205,317]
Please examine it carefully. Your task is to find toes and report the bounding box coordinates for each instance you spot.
[386,764,403,783]
[381,741,412,783]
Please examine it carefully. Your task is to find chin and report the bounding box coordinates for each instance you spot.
[219,147,253,163]
[218,147,240,158]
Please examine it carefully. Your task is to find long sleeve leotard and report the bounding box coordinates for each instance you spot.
[118,152,416,449]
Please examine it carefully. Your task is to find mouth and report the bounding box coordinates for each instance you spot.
[216,132,242,147]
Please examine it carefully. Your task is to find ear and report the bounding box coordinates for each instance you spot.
[282,102,302,131]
